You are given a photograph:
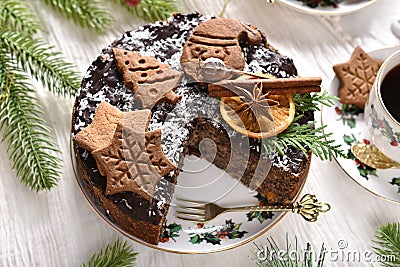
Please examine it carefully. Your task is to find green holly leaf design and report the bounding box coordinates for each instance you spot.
[161,222,182,242]
[357,162,377,179]
[188,220,247,245]
[347,149,355,160]
[383,118,393,136]
[343,104,363,116]
[170,224,182,233]
[204,235,221,245]
[343,134,356,146]
[189,234,200,244]
[229,231,247,239]
[347,118,356,129]
[246,194,274,223]
[338,104,363,128]
[342,135,377,179]
[390,178,400,193]
[395,132,400,142]
[247,211,274,223]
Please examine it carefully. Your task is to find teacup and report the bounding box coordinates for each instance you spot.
[364,49,400,163]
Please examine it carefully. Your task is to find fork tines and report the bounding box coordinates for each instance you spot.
[175,198,207,222]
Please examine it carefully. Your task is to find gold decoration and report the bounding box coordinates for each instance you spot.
[351,143,400,169]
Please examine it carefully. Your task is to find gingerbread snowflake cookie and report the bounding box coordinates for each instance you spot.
[92,125,176,200]
[73,102,176,200]
[333,46,383,109]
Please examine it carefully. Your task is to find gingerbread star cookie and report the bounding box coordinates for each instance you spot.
[333,46,383,109]
[73,102,151,152]
[92,124,176,201]
[112,48,182,108]
[73,102,151,175]
[180,18,263,80]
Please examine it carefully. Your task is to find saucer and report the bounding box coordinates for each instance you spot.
[277,0,379,16]
[321,46,400,204]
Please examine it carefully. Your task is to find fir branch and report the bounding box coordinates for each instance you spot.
[42,0,113,31]
[293,91,338,113]
[0,55,60,191]
[111,0,180,22]
[253,235,326,266]
[263,115,345,161]
[82,239,138,267]
[0,0,43,35]
[372,222,400,267]
[263,91,344,160]
[0,30,81,97]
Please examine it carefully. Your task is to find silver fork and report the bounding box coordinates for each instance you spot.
[175,194,330,223]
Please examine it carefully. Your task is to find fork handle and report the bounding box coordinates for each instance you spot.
[227,194,331,222]
[227,205,291,213]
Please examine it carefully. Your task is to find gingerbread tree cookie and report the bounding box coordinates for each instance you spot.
[112,48,182,108]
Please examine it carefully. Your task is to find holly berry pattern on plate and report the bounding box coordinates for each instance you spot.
[246,194,274,223]
[343,134,377,179]
[335,104,363,129]
[390,178,400,193]
[188,220,248,245]
[161,222,182,243]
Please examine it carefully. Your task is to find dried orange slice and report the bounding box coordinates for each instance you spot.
[220,84,295,139]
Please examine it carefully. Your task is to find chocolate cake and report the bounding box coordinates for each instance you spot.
[72,13,313,245]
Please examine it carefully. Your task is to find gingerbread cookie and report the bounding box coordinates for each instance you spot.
[73,102,124,152]
[112,48,169,90]
[73,102,151,175]
[180,18,263,80]
[333,46,383,109]
[135,68,183,108]
[113,48,182,107]
[92,124,176,201]
[73,102,151,152]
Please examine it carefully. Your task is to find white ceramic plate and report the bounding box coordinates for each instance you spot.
[71,142,299,254]
[277,0,378,15]
[321,46,400,204]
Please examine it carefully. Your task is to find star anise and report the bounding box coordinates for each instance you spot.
[233,82,279,121]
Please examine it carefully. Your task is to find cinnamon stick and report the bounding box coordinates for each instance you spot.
[208,77,322,97]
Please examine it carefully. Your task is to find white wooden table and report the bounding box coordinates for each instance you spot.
[1,0,400,266]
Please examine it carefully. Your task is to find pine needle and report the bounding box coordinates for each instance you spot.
[0,0,43,34]
[372,222,400,267]
[42,0,114,31]
[263,116,345,161]
[111,0,180,22]
[82,239,138,267]
[293,91,338,112]
[0,55,60,191]
[0,30,81,97]
[263,92,344,161]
